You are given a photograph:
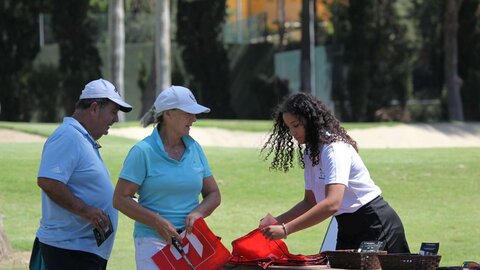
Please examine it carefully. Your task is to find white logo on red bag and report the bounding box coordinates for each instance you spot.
[169,233,205,260]
[152,218,231,270]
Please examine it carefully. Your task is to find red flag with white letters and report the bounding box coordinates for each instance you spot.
[151,218,231,270]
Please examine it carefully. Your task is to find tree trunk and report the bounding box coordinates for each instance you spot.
[140,52,157,118]
[300,0,315,94]
[277,0,286,50]
[155,0,171,95]
[444,0,464,121]
[109,0,126,121]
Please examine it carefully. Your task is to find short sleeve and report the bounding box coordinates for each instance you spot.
[195,142,212,178]
[119,145,148,185]
[320,143,351,186]
[304,153,314,190]
[38,134,79,184]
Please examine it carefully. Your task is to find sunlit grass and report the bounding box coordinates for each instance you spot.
[0,122,478,269]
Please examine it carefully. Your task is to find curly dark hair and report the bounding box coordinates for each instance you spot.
[261,92,358,172]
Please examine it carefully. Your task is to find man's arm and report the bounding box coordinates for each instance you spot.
[37,177,109,230]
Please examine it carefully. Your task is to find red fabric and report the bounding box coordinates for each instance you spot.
[231,228,288,261]
[229,228,327,269]
[151,218,231,270]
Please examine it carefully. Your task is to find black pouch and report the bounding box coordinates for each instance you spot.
[93,215,114,247]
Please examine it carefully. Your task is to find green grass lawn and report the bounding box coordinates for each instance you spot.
[0,122,478,269]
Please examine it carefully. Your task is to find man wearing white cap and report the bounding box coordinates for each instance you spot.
[34,78,132,270]
[113,86,221,270]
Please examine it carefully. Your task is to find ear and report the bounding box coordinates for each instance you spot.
[163,109,173,119]
[89,101,101,114]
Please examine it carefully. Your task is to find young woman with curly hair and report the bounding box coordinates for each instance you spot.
[259,92,410,253]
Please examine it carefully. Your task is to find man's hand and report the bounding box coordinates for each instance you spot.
[79,206,110,231]
[38,177,105,229]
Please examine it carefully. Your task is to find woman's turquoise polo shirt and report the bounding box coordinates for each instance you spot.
[119,127,212,239]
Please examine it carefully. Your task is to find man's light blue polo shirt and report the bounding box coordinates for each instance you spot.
[119,127,212,240]
[36,117,118,260]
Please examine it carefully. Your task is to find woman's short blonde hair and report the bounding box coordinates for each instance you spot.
[140,107,164,127]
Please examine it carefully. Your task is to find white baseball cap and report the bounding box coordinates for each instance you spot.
[154,86,210,114]
[79,78,133,112]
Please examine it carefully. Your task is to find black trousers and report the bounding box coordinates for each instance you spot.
[334,196,410,253]
[39,241,107,270]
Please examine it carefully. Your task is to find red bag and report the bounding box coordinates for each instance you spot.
[152,218,231,270]
[229,228,327,269]
[231,228,288,261]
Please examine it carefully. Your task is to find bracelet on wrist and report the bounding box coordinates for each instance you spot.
[281,223,288,239]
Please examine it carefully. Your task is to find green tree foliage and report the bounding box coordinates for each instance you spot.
[249,75,289,119]
[332,0,417,122]
[51,0,102,115]
[413,0,477,121]
[458,0,480,120]
[0,1,42,121]
[28,64,61,122]
[332,0,480,122]
[411,0,444,101]
[176,0,232,118]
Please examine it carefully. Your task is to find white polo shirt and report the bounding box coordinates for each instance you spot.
[304,142,381,215]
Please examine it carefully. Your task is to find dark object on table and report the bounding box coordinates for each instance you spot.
[420,242,440,255]
[461,261,480,270]
[324,249,386,269]
[377,253,441,270]
[358,241,385,253]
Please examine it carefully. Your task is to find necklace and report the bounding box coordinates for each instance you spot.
[158,128,184,159]
[166,144,184,160]
[170,146,182,153]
